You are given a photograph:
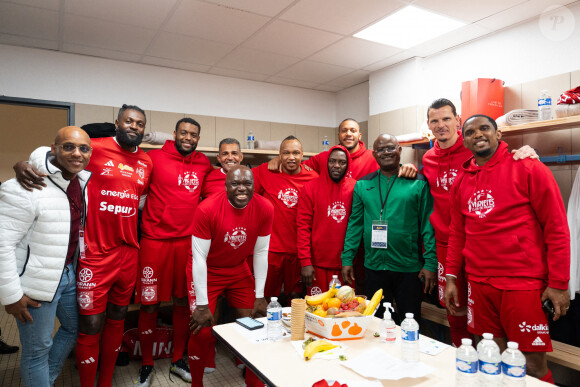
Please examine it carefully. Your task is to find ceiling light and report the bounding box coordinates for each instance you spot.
[354,6,465,49]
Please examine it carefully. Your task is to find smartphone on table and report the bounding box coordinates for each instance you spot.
[236,317,264,330]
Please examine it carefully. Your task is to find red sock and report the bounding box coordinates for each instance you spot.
[540,369,554,384]
[76,332,101,387]
[138,309,158,366]
[97,318,125,387]
[187,328,212,387]
[172,305,190,363]
[245,368,264,387]
[205,334,217,368]
[447,314,473,347]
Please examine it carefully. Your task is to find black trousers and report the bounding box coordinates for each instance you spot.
[364,267,422,325]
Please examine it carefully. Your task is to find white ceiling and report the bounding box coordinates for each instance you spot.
[0,0,577,92]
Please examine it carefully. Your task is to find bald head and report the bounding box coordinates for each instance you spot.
[226,165,254,208]
[50,126,92,180]
[372,133,401,175]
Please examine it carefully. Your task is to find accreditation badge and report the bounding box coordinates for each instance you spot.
[371,220,388,249]
[79,229,86,259]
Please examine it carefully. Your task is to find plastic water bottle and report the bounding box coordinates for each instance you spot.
[456,338,478,386]
[538,90,552,121]
[477,333,502,386]
[267,297,282,341]
[329,275,341,290]
[401,312,419,362]
[502,341,526,386]
[322,135,330,152]
[380,302,396,343]
[247,129,255,149]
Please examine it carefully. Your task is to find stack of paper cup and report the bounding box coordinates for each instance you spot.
[290,298,306,340]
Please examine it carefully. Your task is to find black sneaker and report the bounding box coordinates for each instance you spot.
[0,338,18,354]
[170,358,192,382]
[135,365,155,387]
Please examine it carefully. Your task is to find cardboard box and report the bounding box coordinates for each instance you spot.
[305,312,373,340]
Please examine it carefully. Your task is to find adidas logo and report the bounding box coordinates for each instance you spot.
[140,329,153,335]
[80,357,95,365]
[104,160,114,167]
[189,355,200,360]
[532,336,545,346]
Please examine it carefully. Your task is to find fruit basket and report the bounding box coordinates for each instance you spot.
[304,311,373,340]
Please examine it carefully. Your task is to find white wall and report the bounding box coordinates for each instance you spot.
[0,44,337,127]
[336,81,369,123]
[369,2,580,115]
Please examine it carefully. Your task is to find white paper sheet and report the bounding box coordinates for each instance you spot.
[232,317,271,344]
[419,336,450,356]
[341,347,435,380]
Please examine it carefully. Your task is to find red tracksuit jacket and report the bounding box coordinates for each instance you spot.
[305,141,378,180]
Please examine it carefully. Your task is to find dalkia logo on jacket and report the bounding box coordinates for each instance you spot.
[437,169,458,191]
[178,171,199,192]
[468,189,495,218]
[278,188,298,208]
[224,227,247,249]
[327,202,346,222]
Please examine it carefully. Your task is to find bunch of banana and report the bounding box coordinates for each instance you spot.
[305,284,338,306]
[303,339,339,361]
[363,288,383,316]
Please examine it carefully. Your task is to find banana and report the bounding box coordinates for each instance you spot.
[363,288,383,316]
[305,284,337,306]
[303,339,339,361]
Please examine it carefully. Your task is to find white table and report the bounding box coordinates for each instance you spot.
[212,317,549,387]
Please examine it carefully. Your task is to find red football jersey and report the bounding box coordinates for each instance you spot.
[252,163,318,254]
[201,168,226,199]
[192,192,274,272]
[85,137,152,255]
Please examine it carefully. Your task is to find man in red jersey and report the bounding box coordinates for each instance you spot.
[253,136,318,302]
[188,165,274,387]
[14,104,152,386]
[420,98,537,347]
[297,145,356,295]
[201,138,243,199]
[135,117,212,386]
[445,115,570,383]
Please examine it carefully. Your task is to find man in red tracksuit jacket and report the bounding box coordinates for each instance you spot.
[136,117,212,386]
[253,136,318,302]
[297,145,356,295]
[444,114,570,384]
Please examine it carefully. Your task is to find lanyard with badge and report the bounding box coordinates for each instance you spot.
[371,173,397,249]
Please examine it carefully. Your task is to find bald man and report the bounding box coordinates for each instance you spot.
[341,134,437,323]
[0,127,92,386]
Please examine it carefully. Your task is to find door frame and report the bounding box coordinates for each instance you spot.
[0,96,74,125]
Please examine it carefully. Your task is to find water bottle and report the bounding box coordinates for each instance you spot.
[538,90,552,121]
[247,129,255,149]
[456,338,478,386]
[329,275,341,290]
[322,135,330,152]
[502,341,526,386]
[401,312,419,362]
[477,333,502,387]
[267,297,282,341]
[380,302,396,343]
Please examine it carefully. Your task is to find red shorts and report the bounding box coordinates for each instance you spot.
[305,266,354,297]
[186,262,255,314]
[438,244,467,308]
[135,237,190,304]
[467,280,552,352]
[264,252,301,297]
[76,244,138,315]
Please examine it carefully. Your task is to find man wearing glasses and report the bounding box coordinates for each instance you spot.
[341,134,437,323]
[0,126,92,386]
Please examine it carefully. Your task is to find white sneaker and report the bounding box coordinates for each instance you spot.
[170,359,192,382]
[135,366,155,387]
[204,367,216,374]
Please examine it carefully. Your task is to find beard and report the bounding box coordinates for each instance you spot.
[175,141,196,156]
[116,128,143,148]
[475,148,492,158]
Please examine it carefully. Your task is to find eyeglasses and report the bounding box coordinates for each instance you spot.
[56,143,92,154]
[375,146,397,154]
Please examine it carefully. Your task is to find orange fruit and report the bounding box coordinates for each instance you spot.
[322,298,330,310]
[313,309,327,318]
[328,298,341,309]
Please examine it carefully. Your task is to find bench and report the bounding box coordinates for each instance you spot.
[420,302,580,371]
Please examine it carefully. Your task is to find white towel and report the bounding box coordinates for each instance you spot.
[143,131,173,145]
[496,109,538,126]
